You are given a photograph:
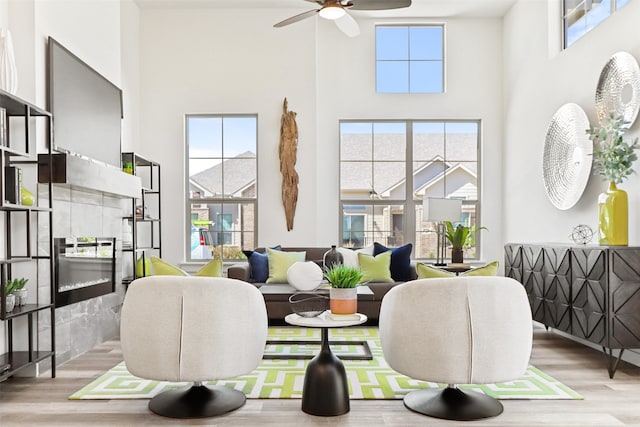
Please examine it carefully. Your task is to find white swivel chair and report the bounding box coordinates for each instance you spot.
[379,276,532,421]
[120,276,268,419]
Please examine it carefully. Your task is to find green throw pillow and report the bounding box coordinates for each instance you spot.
[463,260,500,276]
[416,261,500,279]
[357,251,393,283]
[194,257,223,277]
[150,256,189,276]
[416,263,455,279]
[136,256,151,277]
[266,248,306,284]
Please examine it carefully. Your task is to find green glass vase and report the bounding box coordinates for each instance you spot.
[598,181,628,246]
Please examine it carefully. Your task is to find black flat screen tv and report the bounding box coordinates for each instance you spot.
[48,37,123,169]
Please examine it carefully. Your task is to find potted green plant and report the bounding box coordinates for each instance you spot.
[11,278,28,306]
[444,222,487,264]
[587,113,639,245]
[324,265,363,315]
[4,279,23,312]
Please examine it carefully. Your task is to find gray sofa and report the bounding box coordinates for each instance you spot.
[227,247,417,324]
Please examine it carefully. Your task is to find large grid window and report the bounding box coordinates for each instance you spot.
[564,0,632,48]
[340,120,480,260]
[186,115,257,261]
[376,25,444,93]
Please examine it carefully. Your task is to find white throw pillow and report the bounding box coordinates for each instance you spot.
[287,261,323,291]
[337,247,359,268]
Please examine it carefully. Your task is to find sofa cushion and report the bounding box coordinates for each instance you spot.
[358,251,393,283]
[416,261,500,279]
[242,245,281,282]
[266,248,306,284]
[194,257,223,277]
[373,242,413,282]
[150,256,189,276]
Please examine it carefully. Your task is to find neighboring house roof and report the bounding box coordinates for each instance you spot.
[189,151,256,197]
[340,132,477,194]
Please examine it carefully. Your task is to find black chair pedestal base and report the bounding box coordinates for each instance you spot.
[404,386,503,421]
[149,384,246,419]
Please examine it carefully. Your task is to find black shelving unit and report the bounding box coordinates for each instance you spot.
[121,152,161,284]
[0,88,55,381]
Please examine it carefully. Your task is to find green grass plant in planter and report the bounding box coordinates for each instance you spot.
[324,265,363,315]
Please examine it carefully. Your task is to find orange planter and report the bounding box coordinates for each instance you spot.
[330,288,357,315]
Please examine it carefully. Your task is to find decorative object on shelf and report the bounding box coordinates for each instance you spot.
[570,224,595,245]
[0,28,18,94]
[122,161,133,174]
[588,113,639,245]
[288,293,329,318]
[20,185,34,206]
[323,245,344,269]
[4,293,15,312]
[595,52,640,128]
[279,98,299,231]
[423,197,462,266]
[325,264,363,315]
[286,261,323,291]
[5,277,27,308]
[543,103,593,210]
[444,221,487,264]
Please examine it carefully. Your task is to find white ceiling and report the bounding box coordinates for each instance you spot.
[134,0,518,18]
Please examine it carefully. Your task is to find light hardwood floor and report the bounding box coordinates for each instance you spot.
[1,326,640,426]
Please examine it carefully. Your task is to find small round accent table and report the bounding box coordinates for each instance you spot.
[284,310,367,416]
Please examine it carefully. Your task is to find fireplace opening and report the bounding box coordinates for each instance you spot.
[54,237,116,307]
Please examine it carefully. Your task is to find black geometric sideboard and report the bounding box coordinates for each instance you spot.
[505,243,640,378]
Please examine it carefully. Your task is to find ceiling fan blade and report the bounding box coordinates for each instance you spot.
[349,0,411,11]
[334,12,360,38]
[274,9,319,28]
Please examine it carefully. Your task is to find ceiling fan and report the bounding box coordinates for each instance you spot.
[274,0,412,38]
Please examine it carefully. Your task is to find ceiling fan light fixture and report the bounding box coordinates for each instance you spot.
[319,5,346,20]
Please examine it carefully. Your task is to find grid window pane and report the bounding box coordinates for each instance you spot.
[410,61,443,93]
[188,117,222,158]
[410,26,443,60]
[340,122,373,161]
[377,61,409,93]
[190,202,255,260]
[376,26,408,60]
[373,122,405,161]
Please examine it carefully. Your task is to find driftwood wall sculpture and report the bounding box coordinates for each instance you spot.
[279,98,299,231]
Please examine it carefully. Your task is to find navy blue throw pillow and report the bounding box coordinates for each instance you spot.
[242,246,281,282]
[373,242,413,282]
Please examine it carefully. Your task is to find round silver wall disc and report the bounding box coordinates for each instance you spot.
[595,51,640,127]
[543,103,592,210]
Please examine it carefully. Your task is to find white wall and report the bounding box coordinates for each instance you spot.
[503,0,640,245]
[139,9,505,265]
[139,8,317,264]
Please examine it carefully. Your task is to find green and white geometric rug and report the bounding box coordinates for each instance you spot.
[69,327,582,401]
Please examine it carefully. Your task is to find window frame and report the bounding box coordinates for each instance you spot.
[563,0,631,48]
[339,119,482,261]
[375,24,446,94]
[185,113,258,262]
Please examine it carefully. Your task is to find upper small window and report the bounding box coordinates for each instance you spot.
[376,25,444,94]
[564,0,632,48]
